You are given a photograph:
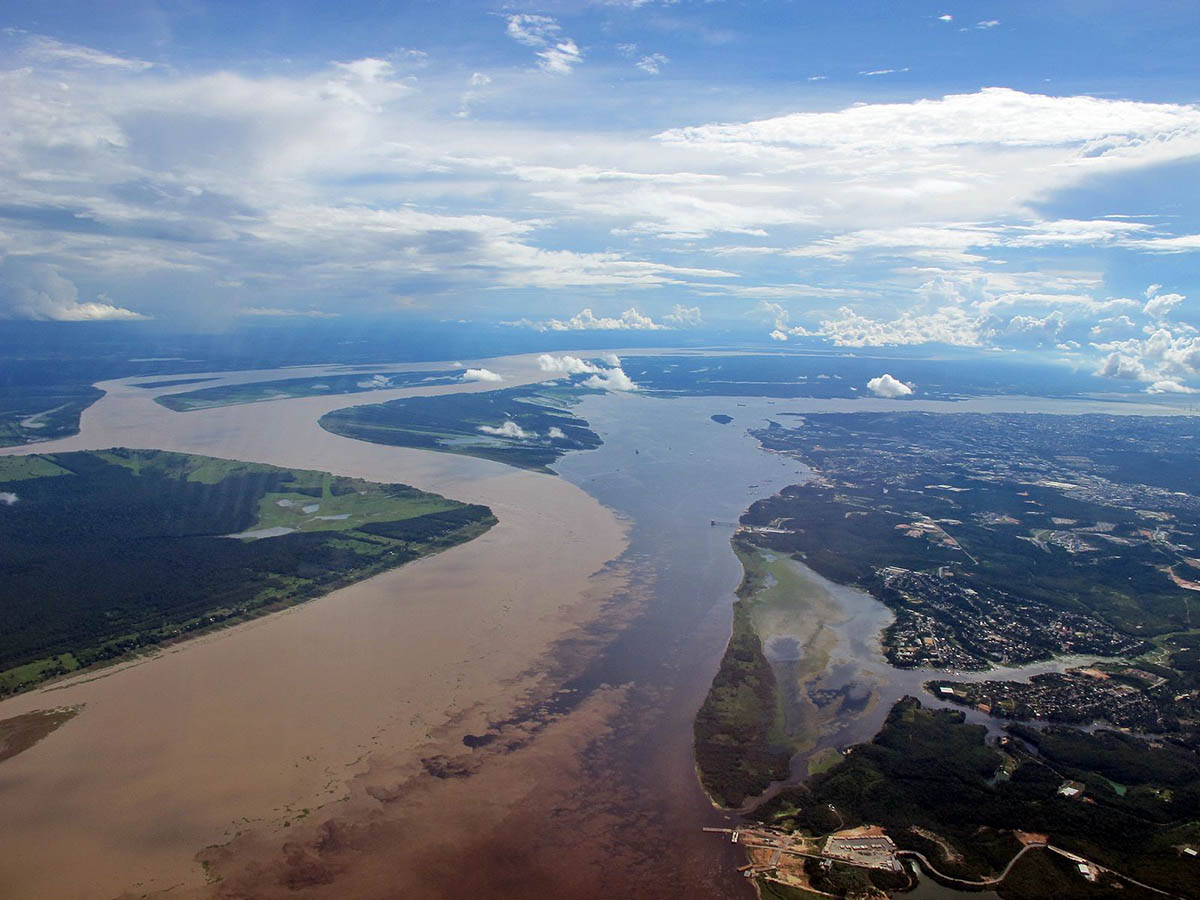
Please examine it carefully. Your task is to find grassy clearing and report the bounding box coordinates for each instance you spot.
[0,654,80,695]
[252,484,459,535]
[0,455,74,481]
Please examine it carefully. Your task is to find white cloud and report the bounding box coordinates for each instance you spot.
[462,368,504,382]
[1143,285,1186,320]
[24,36,153,71]
[636,53,669,75]
[0,261,147,321]
[547,426,567,439]
[859,68,910,77]
[0,492,18,506]
[538,40,582,75]
[976,20,1001,29]
[938,14,954,22]
[519,306,669,332]
[583,367,639,391]
[506,14,560,47]
[1094,324,1200,387]
[821,305,983,347]
[505,14,582,74]
[662,303,703,326]
[537,354,602,374]
[866,374,914,398]
[1147,380,1195,394]
[478,420,533,438]
[769,329,788,341]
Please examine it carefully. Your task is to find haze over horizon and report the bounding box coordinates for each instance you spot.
[2,0,1198,392]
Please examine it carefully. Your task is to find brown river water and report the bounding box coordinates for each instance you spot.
[0,356,1185,900]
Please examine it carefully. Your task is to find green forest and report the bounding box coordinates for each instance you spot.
[0,383,104,447]
[153,369,462,411]
[0,449,495,695]
[319,385,602,472]
[754,698,1200,899]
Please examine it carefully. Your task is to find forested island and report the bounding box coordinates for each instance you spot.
[153,369,463,411]
[319,385,602,472]
[0,449,495,695]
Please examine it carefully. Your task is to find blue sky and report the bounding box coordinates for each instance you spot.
[1,1,1198,390]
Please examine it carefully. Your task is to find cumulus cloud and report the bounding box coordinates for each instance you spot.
[866,374,914,398]
[462,368,504,382]
[479,420,534,438]
[537,354,602,374]
[5,31,1200,346]
[538,351,637,391]
[1143,285,1186,320]
[518,307,668,332]
[821,305,983,347]
[662,304,703,326]
[770,329,788,341]
[1147,380,1195,394]
[1094,322,1200,389]
[547,426,567,439]
[0,492,18,506]
[583,367,639,391]
[0,262,147,321]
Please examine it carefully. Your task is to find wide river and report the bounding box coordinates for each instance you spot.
[0,355,1187,900]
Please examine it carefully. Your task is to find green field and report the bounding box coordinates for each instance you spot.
[0,449,495,695]
[153,370,463,411]
[319,385,603,472]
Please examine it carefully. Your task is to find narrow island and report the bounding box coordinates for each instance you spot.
[318,384,602,473]
[153,369,463,411]
[0,449,496,697]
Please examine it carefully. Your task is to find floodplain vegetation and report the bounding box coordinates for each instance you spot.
[318,385,602,472]
[0,384,104,447]
[695,412,1200,898]
[152,369,462,411]
[0,449,495,697]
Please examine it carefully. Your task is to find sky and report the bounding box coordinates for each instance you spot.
[1,0,1199,391]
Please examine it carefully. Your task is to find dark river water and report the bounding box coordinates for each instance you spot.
[550,391,1166,898]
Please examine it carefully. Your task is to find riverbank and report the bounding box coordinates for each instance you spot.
[0,353,630,899]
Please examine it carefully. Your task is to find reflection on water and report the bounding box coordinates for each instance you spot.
[907,863,1001,899]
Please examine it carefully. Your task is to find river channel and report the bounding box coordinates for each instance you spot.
[551,388,1184,897]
